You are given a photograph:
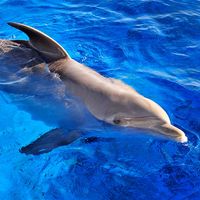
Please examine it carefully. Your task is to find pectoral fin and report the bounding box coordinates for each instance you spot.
[20,128,82,155]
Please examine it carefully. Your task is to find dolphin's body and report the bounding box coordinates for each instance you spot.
[0,23,187,154]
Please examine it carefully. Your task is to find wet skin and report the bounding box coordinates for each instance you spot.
[0,23,188,154]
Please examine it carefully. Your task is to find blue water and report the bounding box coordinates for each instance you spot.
[0,0,200,199]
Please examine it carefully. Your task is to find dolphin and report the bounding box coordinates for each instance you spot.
[0,22,187,154]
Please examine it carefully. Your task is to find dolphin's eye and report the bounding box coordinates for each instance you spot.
[113,119,121,125]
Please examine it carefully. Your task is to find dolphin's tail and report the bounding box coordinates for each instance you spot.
[7,22,70,63]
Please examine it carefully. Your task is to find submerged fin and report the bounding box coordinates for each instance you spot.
[81,136,115,144]
[20,128,82,155]
[8,22,70,63]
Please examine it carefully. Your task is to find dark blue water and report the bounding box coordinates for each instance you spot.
[0,0,200,199]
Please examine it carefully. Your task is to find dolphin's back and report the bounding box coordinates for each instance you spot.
[6,22,138,94]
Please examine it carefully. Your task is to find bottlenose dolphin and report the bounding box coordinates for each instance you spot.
[0,22,187,154]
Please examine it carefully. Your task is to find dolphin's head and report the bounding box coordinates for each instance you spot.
[104,92,188,143]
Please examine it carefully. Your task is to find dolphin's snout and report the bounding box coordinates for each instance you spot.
[154,123,188,143]
[177,133,188,143]
[171,125,188,143]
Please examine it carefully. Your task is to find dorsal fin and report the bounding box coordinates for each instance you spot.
[8,22,70,63]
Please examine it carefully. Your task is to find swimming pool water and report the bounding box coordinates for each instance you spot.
[0,0,200,199]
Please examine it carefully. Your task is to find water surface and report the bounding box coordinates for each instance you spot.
[0,0,200,199]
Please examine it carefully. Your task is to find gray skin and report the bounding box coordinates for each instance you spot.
[0,39,102,154]
[0,40,96,129]
[49,58,187,143]
[0,23,187,154]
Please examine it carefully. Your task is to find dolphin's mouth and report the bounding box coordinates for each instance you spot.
[112,117,188,143]
[150,123,188,143]
[175,134,188,143]
[112,115,162,127]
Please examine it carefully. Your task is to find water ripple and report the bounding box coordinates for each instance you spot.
[0,0,200,199]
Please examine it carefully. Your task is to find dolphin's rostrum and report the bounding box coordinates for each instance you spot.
[1,22,187,154]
